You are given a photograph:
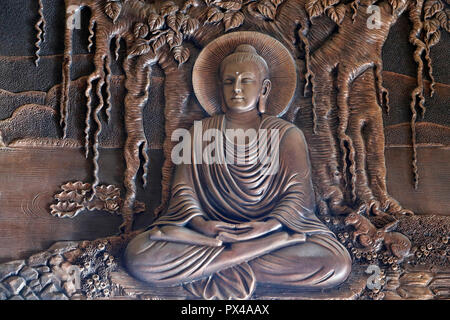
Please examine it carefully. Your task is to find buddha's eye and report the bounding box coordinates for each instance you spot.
[223,78,233,85]
[241,78,254,84]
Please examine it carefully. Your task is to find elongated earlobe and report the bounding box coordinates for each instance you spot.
[258,99,266,114]
[258,79,271,114]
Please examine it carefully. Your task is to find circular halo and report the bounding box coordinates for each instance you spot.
[192,31,297,117]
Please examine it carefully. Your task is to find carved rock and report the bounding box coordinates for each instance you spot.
[47,241,79,255]
[27,251,51,267]
[400,272,434,287]
[63,280,77,297]
[397,286,434,300]
[19,266,39,281]
[48,255,64,267]
[36,266,51,274]
[0,283,11,299]
[0,260,25,281]
[23,292,40,300]
[20,285,33,297]
[63,249,82,263]
[40,273,61,289]
[39,283,68,300]
[28,279,40,289]
[3,276,26,296]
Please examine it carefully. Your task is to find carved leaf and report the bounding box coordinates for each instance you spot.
[306,0,324,18]
[428,29,441,47]
[223,11,245,31]
[166,30,183,49]
[133,23,149,39]
[326,4,346,25]
[446,9,450,32]
[104,199,121,212]
[424,0,444,19]
[148,13,165,31]
[215,1,242,11]
[50,201,84,218]
[173,46,190,66]
[55,191,85,204]
[167,14,178,31]
[62,181,92,194]
[160,1,179,16]
[256,2,277,20]
[424,19,439,34]
[182,0,199,12]
[105,1,122,23]
[320,0,340,9]
[152,34,167,51]
[167,12,186,31]
[128,39,152,58]
[206,7,225,23]
[435,10,447,27]
[387,0,406,12]
[270,0,284,6]
[95,185,121,201]
[182,17,200,35]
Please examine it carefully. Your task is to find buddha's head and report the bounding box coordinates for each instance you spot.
[219,44,271,114]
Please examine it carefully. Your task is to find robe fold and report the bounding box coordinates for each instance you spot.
[125,115,351,299]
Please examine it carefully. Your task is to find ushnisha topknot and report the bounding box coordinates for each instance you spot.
[219,44,270,80]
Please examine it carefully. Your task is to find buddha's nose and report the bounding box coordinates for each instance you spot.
[233,80,242,93]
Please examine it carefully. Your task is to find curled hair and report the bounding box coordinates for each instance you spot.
[219,44,269,79]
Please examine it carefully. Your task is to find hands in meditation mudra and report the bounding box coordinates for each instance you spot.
[125,32,351,299]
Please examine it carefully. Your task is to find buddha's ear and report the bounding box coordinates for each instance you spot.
[258,79,271,114]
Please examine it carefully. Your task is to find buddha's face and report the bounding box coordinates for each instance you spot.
[221,61,269,114]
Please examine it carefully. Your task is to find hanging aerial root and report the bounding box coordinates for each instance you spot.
[374,61,390,114]
[408,0,426,189]
[351,0,361,22]
[310,73,318,134]
[84,72,100,158]
[34,0,46,67]
[114,36,121,61]
[105,53,113,122]
[92,55,108,191]
[297,24,318,133]
[424,39,436,99]
[88,17,96,53]
[298,25,312,97]
[141,66,152,188]
[336,68,359,203]
[61,5,75,139]
[410,88,420,190]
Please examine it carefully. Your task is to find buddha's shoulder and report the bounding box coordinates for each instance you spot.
[262,115,304,134]
[261,116,308,149]
[188,114,224,130]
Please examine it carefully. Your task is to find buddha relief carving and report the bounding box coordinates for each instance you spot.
[124,32,352,299]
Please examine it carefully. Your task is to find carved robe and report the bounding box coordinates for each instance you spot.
[125,115,351,299]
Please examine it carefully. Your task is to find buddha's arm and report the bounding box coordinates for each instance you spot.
[154,162,206,226]
[267,127,333,235]
[148,225,224,247]
[154,163,245,242]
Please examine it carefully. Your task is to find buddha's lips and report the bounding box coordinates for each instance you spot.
[231,96,244,101]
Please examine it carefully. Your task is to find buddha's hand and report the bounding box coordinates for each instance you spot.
[216,219,282,243]
[188,216,239,238]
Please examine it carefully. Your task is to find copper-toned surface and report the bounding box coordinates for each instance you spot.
[0,0,448,300]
